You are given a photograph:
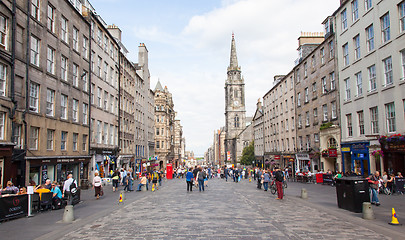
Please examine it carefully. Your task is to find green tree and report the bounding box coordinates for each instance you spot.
[240,141,255,166]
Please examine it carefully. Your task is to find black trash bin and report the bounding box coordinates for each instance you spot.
[335,177,369,213]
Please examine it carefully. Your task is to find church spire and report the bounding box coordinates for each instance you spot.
[229,33,239,71]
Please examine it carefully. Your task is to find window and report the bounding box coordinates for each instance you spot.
[47,4,55,32]
[97,56,102,77]
[234,115,240,128]
[366,25,374,52]
[331,101,337,119]
[400,2,405,32]
[320,48,325,64]
[305,111,310,126]
[311,55,315,69]
[30,35,40,66]
[352,0,359,21]
[72,99,79,122]
[110,95,114,113]
[353,35,360,60]
[103,62,108,81]
[73,133,78,151]
[31,0,40,20]
[402,50,405,79]
[383,57,393,86]
[323,104,328,122]
[344,78,351,100]
[328,138,338,148]
[97,87,102,107]
[61,17,68,42]
[12,124,22,148]
[291,117,295,130]
[296,69,300,83]
[358,111,364,135]
[313,108,318,119]
[314,133,319,143]
[104,91,108,110]
[46,89,55,116]
[341,9,347,30]
[286,119,289,131]
[61,131,67,150]
[73,27,79,51]
[29,82,39,112]
[298,115,302,128]
[0,15,6,50]
[110,67,114,85]
[83,103,88,124]
[297,93,301,107]
[304,88,309,103]
[47,47,55,74]
[156,128,159,135]
[306,135,311,150]
[61,94,68,119]
[312,82,317,94]
[368,65,377,91]
[321,77,327,94]
[385,102,396,132]
[343,43,349,66]
[365,0,372,11]
[347,114,353,137]
[381,13,390,43]
[83,36,89,59]
[329,40,334,58]
[291,96,294,109]
[73,64,79,87]
[61,55,67,81]
[355,72,363,96]
[29,127,39,150]
[82,135,87,151]
[47,129,54,150]
[103,123,108,144]
[96,121,101,144]
[109,125,114,145]
[97,27,102,45]
[0,63,6,96]
[82,70,88,92]
[370,107,379,133]
[330,72,336,90]
[156,141,159,149]
[304,62,307,77]
[91,51,95,71]
[104,36,108,52]
[91,83,95,104]
[0,112,4,140]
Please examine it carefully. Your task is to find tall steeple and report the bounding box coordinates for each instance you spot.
[228,33,240,71]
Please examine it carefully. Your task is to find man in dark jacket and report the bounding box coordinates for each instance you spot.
[257,168,262,189]
[274,167,285,200]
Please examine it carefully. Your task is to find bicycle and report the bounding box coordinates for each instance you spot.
[270,180,286,195]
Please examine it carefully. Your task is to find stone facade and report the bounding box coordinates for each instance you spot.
[252,100,264,166]
[335,0,405,175]
[224,34,247,165]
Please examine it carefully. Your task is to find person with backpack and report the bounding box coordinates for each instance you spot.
[197,167,206,192]
[274,167,285,200]
[151,170,159,191]
[186,167,194,192]
[62,173,77,205]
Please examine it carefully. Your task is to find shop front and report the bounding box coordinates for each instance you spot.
[0,143,16,187]
[341,142,370,176]
[26,156,90,186]
[92,149,119,179]
[379,135,405,175]
[295,153,310,173]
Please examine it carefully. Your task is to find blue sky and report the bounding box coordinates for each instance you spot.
[91,0,340,157]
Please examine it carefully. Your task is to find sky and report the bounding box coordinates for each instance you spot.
[91,0,340,157]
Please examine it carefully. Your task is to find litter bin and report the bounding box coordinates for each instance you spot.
[335,177,369,213]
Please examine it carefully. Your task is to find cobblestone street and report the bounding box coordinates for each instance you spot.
[53,178,394,240]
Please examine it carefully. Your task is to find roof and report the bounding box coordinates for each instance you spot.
[154,80,164,92]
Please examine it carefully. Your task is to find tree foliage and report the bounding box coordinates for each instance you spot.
[240,141,255,166]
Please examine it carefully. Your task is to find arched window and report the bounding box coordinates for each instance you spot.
[328,138,337,148]
[234,115,240,128]
[234,89,238,98]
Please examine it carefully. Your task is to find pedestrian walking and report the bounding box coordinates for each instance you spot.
[123,173,130,192]
[151,170,159,191]
[62,173,77,205]
[224,167,229,182]
[92,172,102,199]
[274,167,285,200]
[257,168,262,189]
[263,170,270,191]
[112,170,120,192]
[197,167,206,192]
[186,167,194,192]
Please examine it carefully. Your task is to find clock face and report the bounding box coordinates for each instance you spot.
[234,100,239,106]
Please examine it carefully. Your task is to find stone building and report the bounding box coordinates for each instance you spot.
[224,34,247,165]
[0,0,92,186]
[294,30,340,173]
[154,81,175,169]
[82,5,120,179]
[173,118,183,167]
[252,99,264,167]
[263,72,296,170]
[335,0,405,175]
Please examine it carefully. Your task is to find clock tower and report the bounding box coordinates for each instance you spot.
[224,34,246,164]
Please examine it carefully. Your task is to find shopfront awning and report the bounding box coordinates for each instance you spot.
[295,153,310,161]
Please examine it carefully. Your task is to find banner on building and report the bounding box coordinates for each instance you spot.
[227,151,231,161]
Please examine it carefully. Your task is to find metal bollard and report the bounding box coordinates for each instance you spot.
[301,188,308,199]
[362,202,374,220]
[62,205,74,223]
